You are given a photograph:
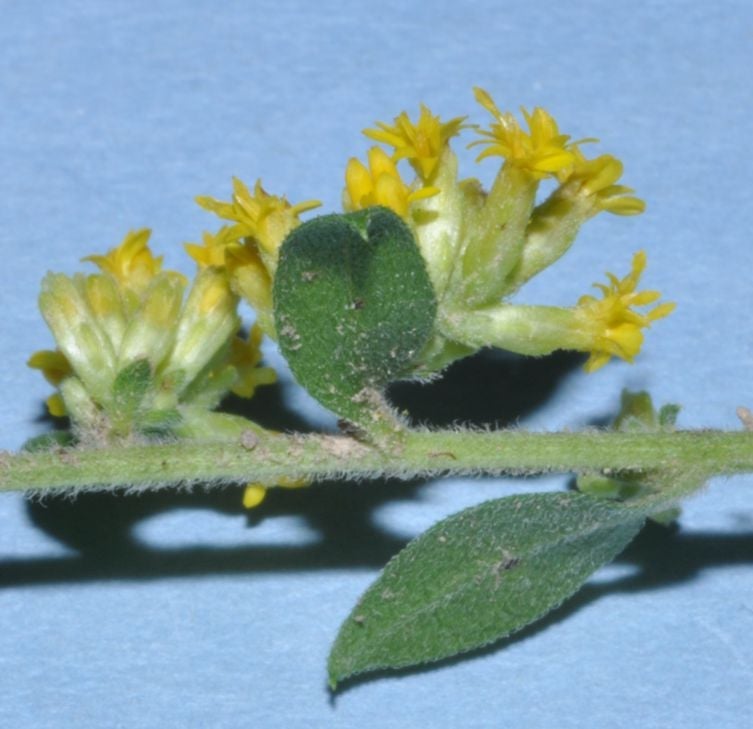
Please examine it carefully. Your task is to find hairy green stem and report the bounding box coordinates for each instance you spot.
[1,429,752,494]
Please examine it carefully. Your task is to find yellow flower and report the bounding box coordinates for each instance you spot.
[27,349,72,386]
[192,178,320,338]
[559,150,645,215]
[45,393,67,418]
[343,146,439,218]
[576,251,675,372]
[469,87,578,179]
[242,484,268,508]
[82,229,163,293]
[242,476,309,509]
[196,178,320,256]
[363,104,466,182]
[184,227,239,268]
[220,240,275,336]
[229,325,277,398]
[27,350,73,417]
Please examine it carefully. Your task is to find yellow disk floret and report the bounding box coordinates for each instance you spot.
[343,146,438,219]
[576,251,675,372]
[470,87,578,179]
[363,104,466,182]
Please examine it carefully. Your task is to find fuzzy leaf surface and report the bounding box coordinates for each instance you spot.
[273,207,436,426]
[328,491,645,686]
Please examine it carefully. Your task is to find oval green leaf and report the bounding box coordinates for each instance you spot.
[328,492,645,687]
[273,207,436,427]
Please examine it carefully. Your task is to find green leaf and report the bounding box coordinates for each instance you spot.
[273,207,436,427]
[112,359,152,418]
[328,492,645,687]
[22,431,76,452]
[612,390,681,433]
[613,390,656,431]
[658,403,681,429]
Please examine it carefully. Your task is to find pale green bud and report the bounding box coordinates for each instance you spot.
[83,274,127,349]
[408,149,466,300]
[117,272,185,370]
[455,165,537,308]
[59,376,100,426]
[39,273,116,403]
[164,268,240,392]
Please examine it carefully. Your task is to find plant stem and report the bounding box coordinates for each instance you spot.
[1,429,752,495]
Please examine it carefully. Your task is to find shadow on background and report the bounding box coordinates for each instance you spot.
[388,348,583,428]
[332,520,753,693]
[9,349,580,583]
[6,347,753,675]
[14,349,580,573]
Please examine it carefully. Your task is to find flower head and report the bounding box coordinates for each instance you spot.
[469,87,578,179]
[184,227,240,269]
[196,178,320,256]
[343,147,438,219]
[363,104,466,182]
[576,251,675,372]
[82,229,164,294]
[32,223,279,437]
[559,150,645,216]
[193,178,319,338]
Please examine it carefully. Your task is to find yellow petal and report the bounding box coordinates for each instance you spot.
[243,484,267,508]
[47,393,67,418]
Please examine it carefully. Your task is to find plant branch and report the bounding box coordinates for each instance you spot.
[2,429,752,495]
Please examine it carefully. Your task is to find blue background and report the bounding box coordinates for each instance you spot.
[1,1,753,727]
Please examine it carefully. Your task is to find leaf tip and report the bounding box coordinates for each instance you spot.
[327,653,346,692]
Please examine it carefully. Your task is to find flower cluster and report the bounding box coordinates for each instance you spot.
[362,104,467,183]
[186,178,320,338]
[469,88,578,179]
[575,252,675,372]
[29,230,275,441]
[28,88,673,502]
[341,87,669,373]
[343,147,439,218]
